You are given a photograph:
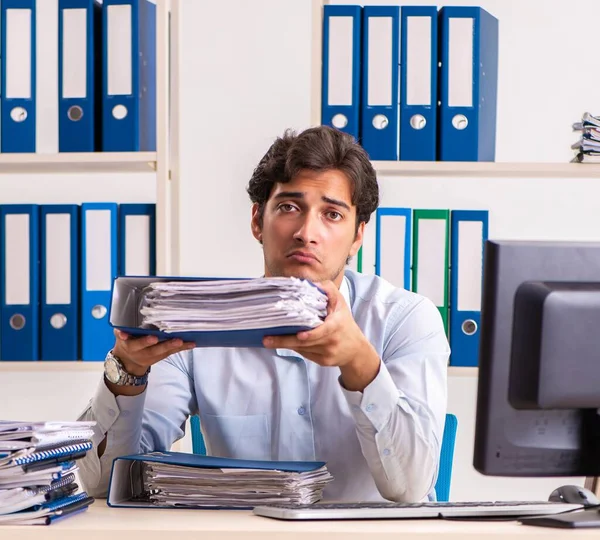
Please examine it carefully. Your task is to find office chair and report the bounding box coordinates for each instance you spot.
[190,412,458,501]
[435,413,458,502]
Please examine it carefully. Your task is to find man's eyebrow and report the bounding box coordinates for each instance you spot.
[273,191,305,200]
[322,196,350,211]
[273,192,351,211]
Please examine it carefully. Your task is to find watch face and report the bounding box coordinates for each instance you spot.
[105,357,121,384]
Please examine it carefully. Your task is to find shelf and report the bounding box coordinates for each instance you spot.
[372,161,600,178]
[0,152,157,174]
[0,361,104,372]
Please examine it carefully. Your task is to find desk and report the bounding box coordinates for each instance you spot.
[3,503,600,540]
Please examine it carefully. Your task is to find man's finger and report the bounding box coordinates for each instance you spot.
[296,319,337,343]
[126,334,160,353]
[314,280,339,314]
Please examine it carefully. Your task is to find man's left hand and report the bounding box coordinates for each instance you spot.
[263,280,381,391]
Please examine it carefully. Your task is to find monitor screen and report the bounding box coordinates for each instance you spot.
[473,240,600,477]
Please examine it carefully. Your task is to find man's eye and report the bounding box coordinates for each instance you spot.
[328,211,342,221]
[279,204,296,212]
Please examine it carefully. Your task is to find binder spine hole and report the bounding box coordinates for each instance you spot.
[112,105,128,120]
[451,114,468,130]
[462,319,478,336]
[67,106,84,122]
[9,314,26,330]
[10,107,27,123]
[92,305,108,320]
[410,114,426,130]
[332,113,348,129]
[50,313,68,329]
[372,114,389,130]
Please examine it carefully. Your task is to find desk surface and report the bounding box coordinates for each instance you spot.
[3,502,600,540]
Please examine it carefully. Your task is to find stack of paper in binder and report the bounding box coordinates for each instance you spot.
[111,276,328,348]
[572,113,600,162]
[140,278,327,332]
[107,452,333,508]
[0,421,95,525]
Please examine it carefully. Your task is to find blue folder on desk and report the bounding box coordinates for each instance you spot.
[109,276,320,348]
[107,451,327,508]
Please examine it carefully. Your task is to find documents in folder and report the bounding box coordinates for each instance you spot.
[572,112,600,163]
[110,276,328,348]
[107,451,334,509]
[0,420,95,525]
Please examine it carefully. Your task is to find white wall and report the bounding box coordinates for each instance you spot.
[172,0,597,503]
[1,0,597,504]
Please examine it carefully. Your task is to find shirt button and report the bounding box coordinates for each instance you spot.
[365,403,376,413]
[297,406,306,416]
[383,449,391,456]
[121,410,130,418]
[108,409,116,417]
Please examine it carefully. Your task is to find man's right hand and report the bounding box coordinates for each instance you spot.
[112,329,196,377]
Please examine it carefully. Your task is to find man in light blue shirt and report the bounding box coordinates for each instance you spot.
[78,126,449,502]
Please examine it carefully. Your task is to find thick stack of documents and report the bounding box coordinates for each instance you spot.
[108,451,333,509]
[0,421,95,525]
[110,276,328,348]
[572,112,600,162]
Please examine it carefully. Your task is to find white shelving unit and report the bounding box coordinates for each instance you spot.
[0,152,157,174]
[372,161,600,178]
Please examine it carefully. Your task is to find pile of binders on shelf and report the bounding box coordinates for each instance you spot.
[1,0,156,154]
[572,113,600,163]
[0,202,156,363]
[321,5,499,162]
[0,421,95,526]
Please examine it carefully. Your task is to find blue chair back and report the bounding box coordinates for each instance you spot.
[190,412,458,501]
[435,413,458,502]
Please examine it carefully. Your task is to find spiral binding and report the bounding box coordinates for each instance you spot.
[35,473,76,494]
[13,442,92,466]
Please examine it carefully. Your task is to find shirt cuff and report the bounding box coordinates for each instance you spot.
[91,375,147,435]
[339,360,402,431]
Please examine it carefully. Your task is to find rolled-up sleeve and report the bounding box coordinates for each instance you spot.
[340,297,449,502]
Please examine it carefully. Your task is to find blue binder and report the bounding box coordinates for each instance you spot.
[361,6,400,160]
[375,207,412,290]
[41,205,80,361]
[321,5,362,141]
[439,7,498,161]
[81,203,118,361]
[118,203,156,276]
[107,450,327,508]
[449,210,489,367]
[400,6,438,161]
[58,0,102,152]
[1,1,36,153]
[110,275,324,348]
[0,205,39,361]
[102,0,156,151]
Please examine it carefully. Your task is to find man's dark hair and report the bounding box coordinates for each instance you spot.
[247,126,379,231]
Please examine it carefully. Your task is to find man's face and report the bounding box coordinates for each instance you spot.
[251,169,364,286]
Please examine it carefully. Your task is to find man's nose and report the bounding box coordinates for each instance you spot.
[293,212,320,244]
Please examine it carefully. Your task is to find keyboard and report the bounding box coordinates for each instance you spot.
[252,500,584,521]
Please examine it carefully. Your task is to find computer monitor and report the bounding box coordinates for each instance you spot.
[474,240,600,478]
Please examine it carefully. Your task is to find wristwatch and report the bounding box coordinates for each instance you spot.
[104,350,150,386]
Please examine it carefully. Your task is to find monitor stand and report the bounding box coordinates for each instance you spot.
[519,477,600,529]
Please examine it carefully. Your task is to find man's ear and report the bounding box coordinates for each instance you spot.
[251,203,263,244]
[349,222,365,257]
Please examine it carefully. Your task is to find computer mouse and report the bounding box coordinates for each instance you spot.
[548,485,600,507]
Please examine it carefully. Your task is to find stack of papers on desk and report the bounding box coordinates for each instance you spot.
[572,112,600,162]
[0,421,95,525]
[139,277,328,332]
[108,451,334,509]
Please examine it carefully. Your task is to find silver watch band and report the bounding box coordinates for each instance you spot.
[105,350,150,386]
